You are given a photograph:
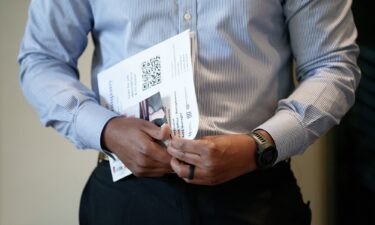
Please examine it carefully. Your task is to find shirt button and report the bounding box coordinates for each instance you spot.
[184,12,192,21]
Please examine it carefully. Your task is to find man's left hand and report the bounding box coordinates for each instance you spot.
[167,134,257,185]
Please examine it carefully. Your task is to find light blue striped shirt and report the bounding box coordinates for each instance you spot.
[18,0,360,163]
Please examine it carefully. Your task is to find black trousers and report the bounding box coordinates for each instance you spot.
[79,160,311,225]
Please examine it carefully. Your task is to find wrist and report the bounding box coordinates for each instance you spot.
[100,116,121,152]
[242,134,258,171]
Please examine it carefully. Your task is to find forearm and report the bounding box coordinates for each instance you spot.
[18,0,118,150]
[19,55,117,150]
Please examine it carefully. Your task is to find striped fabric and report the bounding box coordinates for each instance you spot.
[18,0,360,162]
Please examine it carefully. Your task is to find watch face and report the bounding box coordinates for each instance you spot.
[260,147,277,167]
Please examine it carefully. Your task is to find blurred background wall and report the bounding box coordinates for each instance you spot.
[0,1,337,225]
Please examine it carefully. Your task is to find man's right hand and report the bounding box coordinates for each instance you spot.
[102,117,173,177]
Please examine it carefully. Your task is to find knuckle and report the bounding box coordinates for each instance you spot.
[138,142,149,154]
[141,142,158,156]
[204,141,216,156]
[177,151,186,160]
[203,160,214,169]
[136,156,149,168]
[203,158,218,171]
[173,139,186,149]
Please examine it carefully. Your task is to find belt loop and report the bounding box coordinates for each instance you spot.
[98,152,109,164]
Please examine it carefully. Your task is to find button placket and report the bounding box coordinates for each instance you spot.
[178,0,197,32]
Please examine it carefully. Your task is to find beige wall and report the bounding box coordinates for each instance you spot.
[0,1,334,225]
[0,1,97,225]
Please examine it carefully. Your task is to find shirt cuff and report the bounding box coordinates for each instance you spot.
[256,110,310,164]
[75,101,118,151]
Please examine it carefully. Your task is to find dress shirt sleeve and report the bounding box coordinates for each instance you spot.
[257,0,361,163]
[18,0,118,150]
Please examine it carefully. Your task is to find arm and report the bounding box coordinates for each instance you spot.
[18,0,116,150]
[19,0,173,176]
[258,0,360,162]
[168,0,360,185]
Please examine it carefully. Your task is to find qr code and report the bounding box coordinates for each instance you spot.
[142,56,161,91]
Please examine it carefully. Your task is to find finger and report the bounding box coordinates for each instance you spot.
[120,148,170,170]
[170,157,190,178]
[130,129,171,163]
[182,168,237,185]
[170,158,206,180]
[127,154,173,176]
[170,158,226,185]
[141,120,169,141]
[182,177,217,185]
[167,145,201,166]
[160,124,171,141]
[136,140,172,164]
[131,166,173,177]
[134,153,171,168]
[170,137,213,155]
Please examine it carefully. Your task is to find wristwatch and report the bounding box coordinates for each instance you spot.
[250,130,278,169]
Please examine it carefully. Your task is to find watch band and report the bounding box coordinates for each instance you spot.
[251,131,269,146]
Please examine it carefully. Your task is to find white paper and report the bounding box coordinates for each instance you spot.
[108,154,132,182]
[98,30,199,181]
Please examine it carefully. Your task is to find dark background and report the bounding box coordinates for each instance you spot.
[336,1,375,225]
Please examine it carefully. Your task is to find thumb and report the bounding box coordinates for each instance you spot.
[160,124,172,141]
[142,122,171,141]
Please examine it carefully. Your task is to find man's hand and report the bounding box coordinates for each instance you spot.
[167,134,257,185]
[102,117,173,177]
